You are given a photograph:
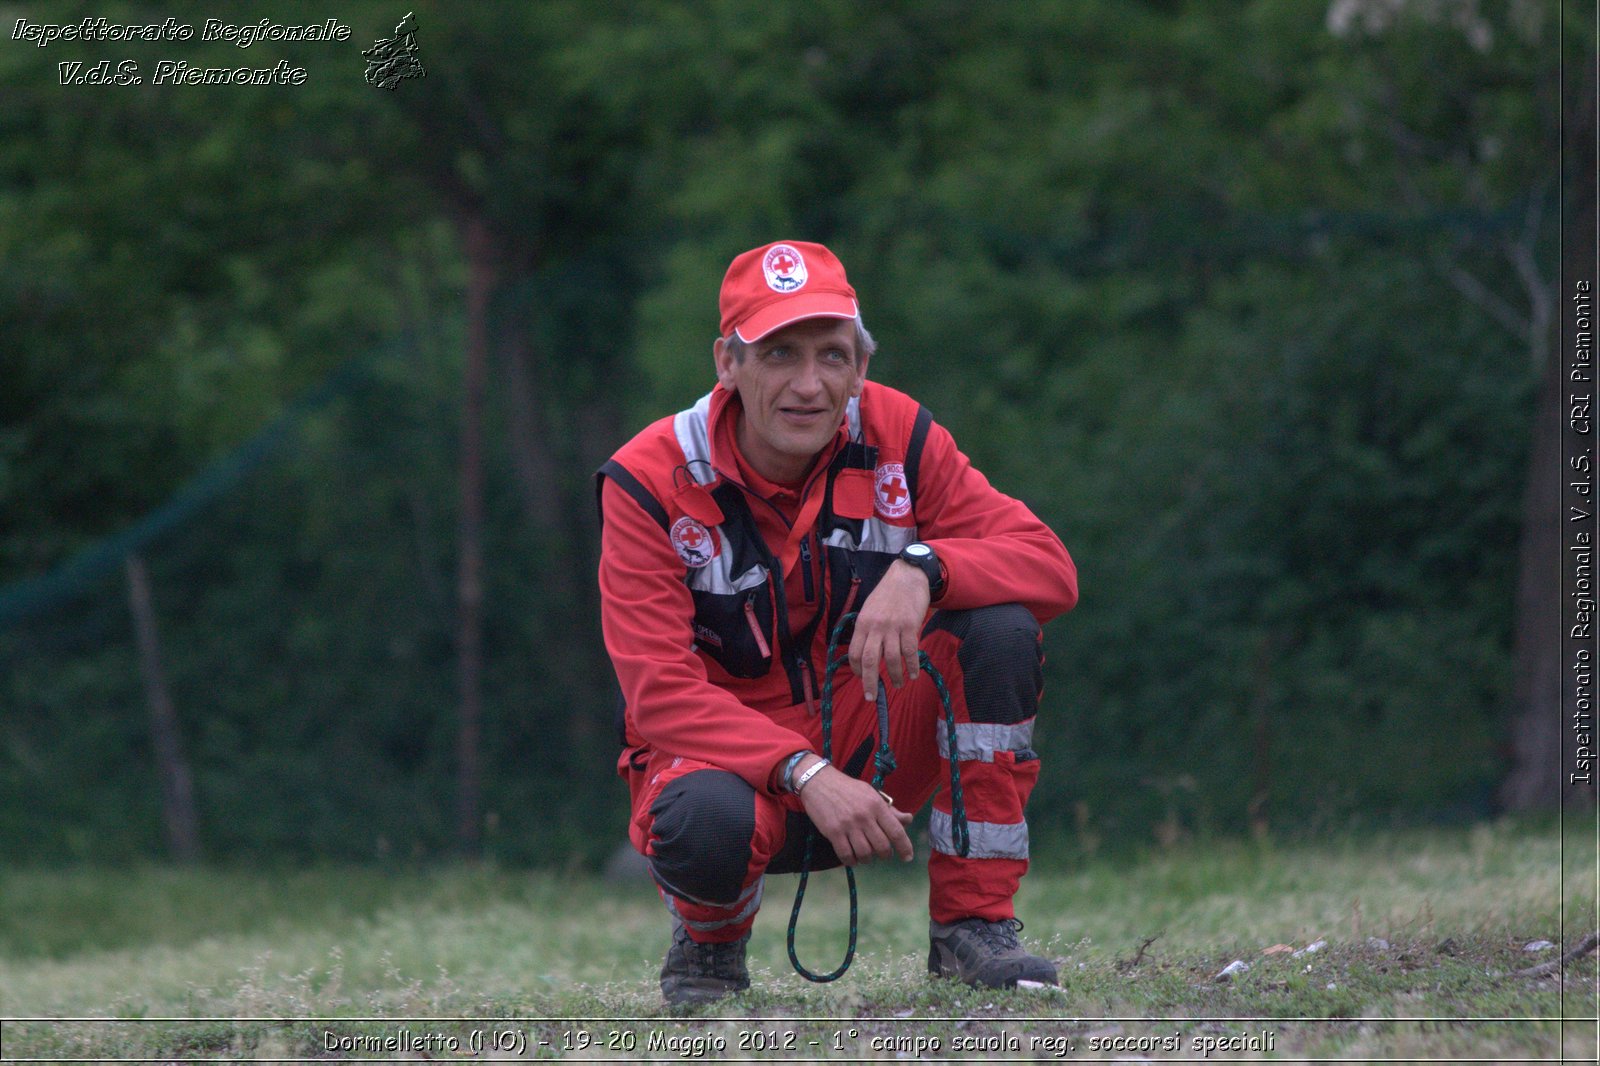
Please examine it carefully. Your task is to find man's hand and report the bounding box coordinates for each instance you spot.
[848,559,931,701]
[795,757,914,865]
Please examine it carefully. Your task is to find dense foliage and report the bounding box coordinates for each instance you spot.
[0,0,1569,862]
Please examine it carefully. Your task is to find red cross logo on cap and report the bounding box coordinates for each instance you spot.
[874,462,913,519]
[762,243,808,292]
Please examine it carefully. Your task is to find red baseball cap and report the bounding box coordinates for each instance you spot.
[718,240,860,342]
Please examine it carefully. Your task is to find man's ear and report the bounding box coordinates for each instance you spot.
[713,336,737,392]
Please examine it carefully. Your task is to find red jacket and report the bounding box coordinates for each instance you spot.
[597,380,1077,797]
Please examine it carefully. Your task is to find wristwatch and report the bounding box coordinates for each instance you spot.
[898,542,946,600]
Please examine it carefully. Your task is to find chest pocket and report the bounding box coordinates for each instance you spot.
[818,442,919,635]
[684,483,778,679]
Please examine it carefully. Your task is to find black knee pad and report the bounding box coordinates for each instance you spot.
[930,603,1042,725]
[647,770,755,906]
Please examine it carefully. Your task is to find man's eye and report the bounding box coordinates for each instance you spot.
[824,350,848,363]
[765,347,792,360]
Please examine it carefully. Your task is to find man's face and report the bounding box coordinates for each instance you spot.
[713,317,867,484]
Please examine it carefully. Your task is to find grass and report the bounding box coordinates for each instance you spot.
[0,816,1594,1062]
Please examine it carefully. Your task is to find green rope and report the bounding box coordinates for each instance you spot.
[786,611,968,982]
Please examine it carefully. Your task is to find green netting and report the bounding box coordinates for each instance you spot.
[0,357,370,631]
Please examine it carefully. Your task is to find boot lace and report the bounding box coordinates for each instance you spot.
[968,917,1025,952]
[682,934,746,979]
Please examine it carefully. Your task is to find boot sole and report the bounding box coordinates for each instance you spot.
[927,940,1058,988]
[661,977,750,1008]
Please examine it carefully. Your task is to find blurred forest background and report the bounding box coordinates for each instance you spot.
[0,0,1591,866]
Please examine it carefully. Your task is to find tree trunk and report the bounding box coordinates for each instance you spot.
[125,553,200,863]
[1503,351,1569,809]
[1501,50,1597,810]
[455,213,494,857]
[1247,632,1275,839]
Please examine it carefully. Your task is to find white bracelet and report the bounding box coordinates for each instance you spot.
[793,758,830,794]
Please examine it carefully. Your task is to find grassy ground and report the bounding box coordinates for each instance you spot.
[0,816,1594,1062]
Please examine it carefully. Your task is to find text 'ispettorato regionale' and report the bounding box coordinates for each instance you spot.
[12,17,355,86]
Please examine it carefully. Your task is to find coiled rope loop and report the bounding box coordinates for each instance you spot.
[786,611,969,982]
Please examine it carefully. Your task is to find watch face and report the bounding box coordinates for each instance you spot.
[905,543,931,558]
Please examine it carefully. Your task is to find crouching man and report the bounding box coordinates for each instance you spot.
[596,240,1078,1006]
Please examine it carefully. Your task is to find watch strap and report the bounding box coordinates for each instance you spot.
[901,542,946,599]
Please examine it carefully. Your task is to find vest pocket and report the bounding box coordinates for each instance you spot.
[690,582,776,678]
[823,546,899,633]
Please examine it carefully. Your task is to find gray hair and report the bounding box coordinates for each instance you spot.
[723,318,877,364]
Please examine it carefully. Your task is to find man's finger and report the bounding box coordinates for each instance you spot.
[861,821,893,863]
[880,809,915,862]
[859,639,880,703]
[901,631,920,681]
[883,637,906,688]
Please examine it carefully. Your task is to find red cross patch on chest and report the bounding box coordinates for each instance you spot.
[874,462,913,520]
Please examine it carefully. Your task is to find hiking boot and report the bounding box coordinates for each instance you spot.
[928,917,1059,988]
[660,921,751,1007]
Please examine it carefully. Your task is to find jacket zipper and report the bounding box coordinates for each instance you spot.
[799,534,815,604]
[743,593,772,659]
[799,654,818,716]
[840,574,862,620]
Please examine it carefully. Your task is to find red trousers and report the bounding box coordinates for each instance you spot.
[626,604,1044,942]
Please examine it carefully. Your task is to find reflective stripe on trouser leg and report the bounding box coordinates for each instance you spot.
[929,808,1030,859]
[927,753,1040,923]
[663,877,765,935]
[937,720,1036,764]
[921,604,1044,925]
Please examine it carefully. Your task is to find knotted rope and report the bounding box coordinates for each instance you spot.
[786,611,969,981]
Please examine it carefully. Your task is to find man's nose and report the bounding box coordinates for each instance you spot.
[789,353,824,395]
